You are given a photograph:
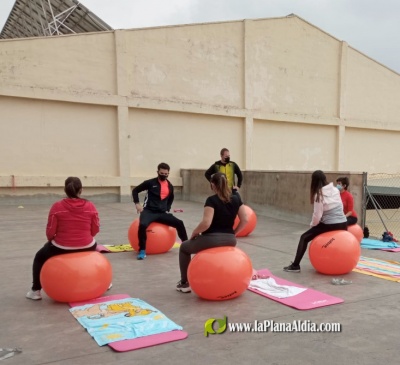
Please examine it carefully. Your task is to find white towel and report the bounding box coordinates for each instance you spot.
[248,277,307,299]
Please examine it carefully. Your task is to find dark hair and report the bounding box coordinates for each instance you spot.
[64,177,82,198]
[336,177,349,190]
[211,172,231,203]
[220,148,229,156]
[157,162,170,171]
[310,170,328,204]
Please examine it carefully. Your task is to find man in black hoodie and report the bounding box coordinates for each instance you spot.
[205,148,243,193]
[132,162,188,260]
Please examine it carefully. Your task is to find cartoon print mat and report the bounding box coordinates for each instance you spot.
[69,294,187,349]
[96,243,181,253]
[96,244,133,253]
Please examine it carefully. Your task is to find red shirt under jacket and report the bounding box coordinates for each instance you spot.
[340,190,357,218]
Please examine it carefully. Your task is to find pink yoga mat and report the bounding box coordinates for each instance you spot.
[69,294,188,351]
[96,244,111,253]
[248,269,344,310]
[110,330,188,352]
[381,248,400,252]
[69,293,131,307]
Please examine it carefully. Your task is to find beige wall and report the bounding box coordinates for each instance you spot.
[0,15,399,204]
[0,96,119,176]
[346,48,400,123]
[0,33,117,95]
[126,22,244,107]
[246,18,341,116]
[252,120,337,170]
[345,127,400,173]
[128,109,244,178]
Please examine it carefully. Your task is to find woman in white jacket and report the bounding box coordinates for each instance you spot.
[283,170,347,273]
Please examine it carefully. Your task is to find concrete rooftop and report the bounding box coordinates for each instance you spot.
[1,200,399,365]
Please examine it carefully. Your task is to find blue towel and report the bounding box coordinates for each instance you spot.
[361,238,400,250]
[70,298,183,346]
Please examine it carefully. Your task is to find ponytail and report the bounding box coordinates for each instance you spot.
[211,172,231,203]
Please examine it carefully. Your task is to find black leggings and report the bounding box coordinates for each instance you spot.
[138,210,188,251]
[293,222,348,266]
[347,216,358,225]
[31,241,97,291]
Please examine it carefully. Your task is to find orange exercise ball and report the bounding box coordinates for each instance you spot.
[128,219,176,254]
[233,205,257,237]
[347,224,363,243]
[40,251,112,303]
[309,230,361,275]
[188,246,253,301]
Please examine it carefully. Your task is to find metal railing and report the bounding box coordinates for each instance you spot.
[364,173,400,240]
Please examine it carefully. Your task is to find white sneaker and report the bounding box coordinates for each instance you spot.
[26,290,42,300]
[176,280,191,293]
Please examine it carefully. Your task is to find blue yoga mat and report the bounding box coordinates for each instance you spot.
[361,238,400,250]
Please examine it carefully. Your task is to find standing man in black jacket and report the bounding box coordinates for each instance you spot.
[205,148,243,193]
[132,162,188,260]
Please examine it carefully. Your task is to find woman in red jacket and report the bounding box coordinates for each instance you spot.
[26,177,100,300]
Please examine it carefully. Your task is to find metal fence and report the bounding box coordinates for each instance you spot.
[364,173,400,240]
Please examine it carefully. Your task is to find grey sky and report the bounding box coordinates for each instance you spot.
[1,0,399,73]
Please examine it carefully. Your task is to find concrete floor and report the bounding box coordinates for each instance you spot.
[1,200,400,365]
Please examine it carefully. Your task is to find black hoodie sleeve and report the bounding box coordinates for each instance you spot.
[167,183,174,212]
[234,163,243,188]
[132,180,150,204]
[205,163,216,182]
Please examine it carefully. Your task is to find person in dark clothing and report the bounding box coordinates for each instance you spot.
[132,162,188,260]
[176,172,248,293]
[205,148,243,193]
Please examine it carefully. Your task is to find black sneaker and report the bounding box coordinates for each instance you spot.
[176,280,191,293]
[283,263,301,273]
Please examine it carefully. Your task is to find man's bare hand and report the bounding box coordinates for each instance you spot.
[135,203,143,214]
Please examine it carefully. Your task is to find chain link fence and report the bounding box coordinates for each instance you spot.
[365,173,400,240]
